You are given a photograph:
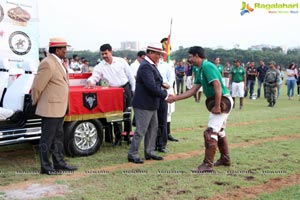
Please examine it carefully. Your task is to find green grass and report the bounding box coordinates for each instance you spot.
[0,84,300,199]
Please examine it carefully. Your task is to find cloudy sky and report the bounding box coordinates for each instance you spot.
[38,0,299,51]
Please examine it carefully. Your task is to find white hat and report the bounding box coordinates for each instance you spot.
[49,38,70,47]
[147,42,166,54]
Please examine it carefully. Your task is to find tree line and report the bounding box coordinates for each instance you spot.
[66,47,300,69]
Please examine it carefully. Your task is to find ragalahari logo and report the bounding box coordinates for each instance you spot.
[240,2,254,15]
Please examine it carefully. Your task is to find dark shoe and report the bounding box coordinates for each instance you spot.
[214,155,231,166]
[113,138,122,147]
[157,148,167,153]
[192,163,214,173]
[145,154,163,160]
[41,167,62,175]
[268,103,273,107]
[128,157,144,164]
[54,164,78,171]
[168,134,179,142]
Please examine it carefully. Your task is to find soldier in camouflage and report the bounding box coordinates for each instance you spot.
[264,61,280,107]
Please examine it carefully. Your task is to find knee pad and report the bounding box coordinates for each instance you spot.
[218,128,226,138]
[203,127,218,145]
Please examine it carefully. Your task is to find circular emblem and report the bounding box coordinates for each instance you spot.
[0,4,4,23]
[9,31,31,55]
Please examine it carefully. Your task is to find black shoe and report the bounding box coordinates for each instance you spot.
[145,154,163,160]
[272,102,276,107]
[268,103,273,107]
[168,134,179,142]
[157,148,167,153]
[54,164,78,171]
[41,167,62,175]
[113,138,122,147]
[128,157,144,164]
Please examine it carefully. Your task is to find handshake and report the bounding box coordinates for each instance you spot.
[166,95,176,103]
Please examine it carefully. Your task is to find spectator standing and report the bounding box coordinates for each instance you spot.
[229,60,246,109]
[256,60,269,98]
[244,61,257,99]
[276,64,284,99]
[296,64,300,100]
[127,43,168,164]
[31,38,77,175]
[264,61,280,107]
[175,61,185,94]
[81,59,90,73]
[214,57,224,77]
[223,62,231,88]
[286,63,297,100]
[130,51,146,79]
[87,43,135,146]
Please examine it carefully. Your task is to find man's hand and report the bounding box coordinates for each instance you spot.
[166,95,176,103]
[162,83,170,89]
[211,105,221,114]
[85,80,96,88]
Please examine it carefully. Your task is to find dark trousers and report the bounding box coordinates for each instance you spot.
[245,79,256,98]
[156,98,168,149]
[176,78,184,94]
[115,82,132,140]
[39,117,65,169]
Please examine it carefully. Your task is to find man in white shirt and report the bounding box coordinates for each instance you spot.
[87,43,135,146]
[130,51,146,79]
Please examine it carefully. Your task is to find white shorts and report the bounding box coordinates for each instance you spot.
[231,82,244,97]
[208,95,233,135]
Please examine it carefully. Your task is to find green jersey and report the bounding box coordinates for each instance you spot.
[216,64,224,75]
[230,66,246,82]
[194,60,229,98]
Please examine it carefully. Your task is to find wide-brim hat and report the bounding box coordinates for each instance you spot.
[147,42,166,54]
[49,38,70,47]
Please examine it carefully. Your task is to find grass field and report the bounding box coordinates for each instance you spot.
[0,83,300,200]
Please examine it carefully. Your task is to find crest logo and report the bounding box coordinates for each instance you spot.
[240,2,254,15]
[83,93,97,110]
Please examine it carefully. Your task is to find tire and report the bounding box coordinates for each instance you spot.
[64,119,103,157]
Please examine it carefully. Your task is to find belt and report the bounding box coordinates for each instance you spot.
[0,69,9,72]
[233,81,243,83]
[268,82,275,84]
[25,71,32,74]
[121,82,129,88]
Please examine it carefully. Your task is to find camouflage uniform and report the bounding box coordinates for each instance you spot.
[264,68,280,107]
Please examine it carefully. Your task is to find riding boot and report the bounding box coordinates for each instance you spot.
[193,128,217,173]
[214,136,231,166]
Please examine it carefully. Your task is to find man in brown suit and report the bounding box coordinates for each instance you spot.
[31,38,77,175]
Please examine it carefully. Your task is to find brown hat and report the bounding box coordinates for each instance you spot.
[49,38,70,47]
[147,42,166,54]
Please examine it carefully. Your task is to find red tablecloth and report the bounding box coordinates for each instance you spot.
[64,86,124,121]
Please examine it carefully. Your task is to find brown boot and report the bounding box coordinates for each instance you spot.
[193,129,217,173]
[214,136,231,166]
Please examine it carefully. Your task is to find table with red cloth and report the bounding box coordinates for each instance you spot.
[64,86,124,122]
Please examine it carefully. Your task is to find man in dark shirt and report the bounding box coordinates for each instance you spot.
[256,60,269,98]
[245,61,257,99]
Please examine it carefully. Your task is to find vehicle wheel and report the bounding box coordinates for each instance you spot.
[64,120,103,157]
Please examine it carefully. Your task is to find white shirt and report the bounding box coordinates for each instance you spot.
[158,59,175,95]
[88,56,135,91]
[130,59,140,78]
[51,54,66,74]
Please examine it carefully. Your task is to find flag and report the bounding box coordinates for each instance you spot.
[163,35,171,63]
